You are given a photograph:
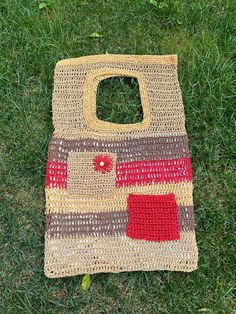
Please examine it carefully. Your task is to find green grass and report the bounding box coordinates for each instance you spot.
[0,0,235,313]
[97,77,143,124]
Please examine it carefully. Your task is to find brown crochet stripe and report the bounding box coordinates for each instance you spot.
[45,206,195,239]
[48,135,189,163]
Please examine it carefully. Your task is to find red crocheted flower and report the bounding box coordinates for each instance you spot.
[93,154,113,174]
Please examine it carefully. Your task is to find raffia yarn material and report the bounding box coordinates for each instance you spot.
[44,54,198,278]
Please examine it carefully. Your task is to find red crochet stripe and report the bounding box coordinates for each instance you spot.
[116,157,192,188]
[45,157,192,190]
[45,161,67,189]
[127,193,180,242]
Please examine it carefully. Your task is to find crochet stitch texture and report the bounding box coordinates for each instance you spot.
[44,54,198,278]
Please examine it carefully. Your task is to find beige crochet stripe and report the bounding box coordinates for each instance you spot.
[45,182,193,214]
[44,231,198,277]
[56,54,178,66]
[53,131,187,141]
[45,206,195,239]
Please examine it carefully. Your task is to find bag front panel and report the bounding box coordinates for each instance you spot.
[44,54,198,278]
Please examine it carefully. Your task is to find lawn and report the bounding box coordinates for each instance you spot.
[0,0,235,313]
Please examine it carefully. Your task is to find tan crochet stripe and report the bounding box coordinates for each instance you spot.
[48,135,190,163]
[44,231,198,277]
[45,182,193,214]
[56,54,178,66]
[45,206,195,239]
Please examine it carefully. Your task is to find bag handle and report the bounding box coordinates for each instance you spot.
[83,68,150,132]
[52,54,185,137]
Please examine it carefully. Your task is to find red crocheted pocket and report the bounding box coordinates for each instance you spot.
[127,193,180,242]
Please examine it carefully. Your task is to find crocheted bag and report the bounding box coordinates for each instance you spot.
[44,54,198,278]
